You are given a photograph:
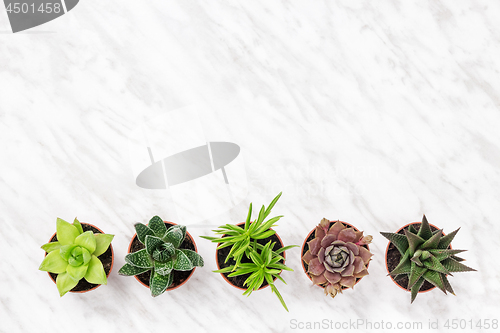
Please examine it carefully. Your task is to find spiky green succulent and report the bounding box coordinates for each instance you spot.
[381,215,476,303]
[118,216,204,297]
[39,218,114,296]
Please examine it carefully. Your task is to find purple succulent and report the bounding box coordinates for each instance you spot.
[302,219,373,298]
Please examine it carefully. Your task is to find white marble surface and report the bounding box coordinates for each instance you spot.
[1,1,499,332]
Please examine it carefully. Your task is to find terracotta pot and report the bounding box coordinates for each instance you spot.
[215,222,286,291]
[301,220,370,290]
[127,221,198,291]
[384,222,450,293]
[45,223,114,293]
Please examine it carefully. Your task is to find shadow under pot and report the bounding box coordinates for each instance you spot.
[128,221,198,291]
[385,222,450,293]
[46,223,114,293]
[301,220,371,294]
[216,222,285,291]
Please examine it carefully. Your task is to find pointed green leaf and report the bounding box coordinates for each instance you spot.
[390,251,412,275]
[405,229,425,256]
[84,255,107,285]
[56,218,80,245]
[134,223,154,244]
[441,258,476,273]
[39,251,68,273]
[263,192,282,220]
[145,235,164,255]
[380,232,409,255]
[257,216,282,234]
[437,228,460,249]
[442,274,455,295]
[153,243,175,262]
[270,284,288,312]
[244,203,253,230]
[125,249,153,268]
[41,241,61,253]
[410,277,425,303]
[408,224,417,234]
[93,233,114,256]
[81,247,91,265]
[66,262,89,281]
[423,270,446,293]
[428,249,466,262]
[72,218,84,234]
[451,255,465,262]
[154,259,174,276]
[408,261,427,288]
[179,249,204,267]
[252,230,276,240]
[420,230,442,250]
[56,272,79,297]
[150,271,173,297]
[163,225,186,248]
[148,216,167,238]
[74,231,97,254]
[118,263,150,276]
[417,215,433,240]
[59,244,77,261]
[173,249,194,271]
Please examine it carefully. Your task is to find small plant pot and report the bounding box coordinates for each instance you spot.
[385,222,450,293]
[216,222,286,291]
[127,221,198,291]
[45,223,114,293]
[301,220,370,290]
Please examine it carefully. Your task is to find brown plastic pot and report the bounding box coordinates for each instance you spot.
[384,222,450,293]
[215,222,286,291]
[301,220,370,290]
[127,221,198,291]
[45,223,114,294]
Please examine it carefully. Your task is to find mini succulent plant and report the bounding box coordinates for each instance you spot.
[39,218,114,296]
[380,215,476,303]
[302,219,373,299]
[201,192,284,270]
[201,192,297,311]
[118,216,204,297]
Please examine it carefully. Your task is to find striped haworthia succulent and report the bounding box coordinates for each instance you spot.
[39,218,114,297]
[118,216,204,297]
[381,215,476,303]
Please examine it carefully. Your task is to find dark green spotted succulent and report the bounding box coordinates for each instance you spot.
[118,216,204,297]
[381,215,476,303]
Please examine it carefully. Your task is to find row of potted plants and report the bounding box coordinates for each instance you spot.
[39,193,476,309]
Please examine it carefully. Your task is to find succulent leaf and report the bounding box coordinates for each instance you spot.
[437,228,460,249]
[39,250,68,273]
[152,243,175,262]
[173,249,194,271]
[179,249,204,267]
[41,241,61,253]
[408,261,427,289]
[390,251,412,275]
[428,249,466,261]
[66,262,89,281]
[441,258,476,273]
[93,233,114,257]
[84,255,107,285]
[404,229,425,256]
[148,216,167,238]
[118,263,150,276]
[380,232,409,255]
[154,259,174,276]
[56,218,80,245]
[134,223,155,244]
[442,274,455,295]
[423,269,446,293]
[423,255,451,276]
[420,230,442,250]
[417,215,433,240]
[56,272,79,297]
[150,271,173,297]
[125,249,153,268]
[73,218,84,234]
[74,231,97,254]
[162,225,186,248]
[410,277,425,303]
[145,235,164,255]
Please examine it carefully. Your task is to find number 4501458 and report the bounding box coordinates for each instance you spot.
[6,3,62,14]
[444,319,498,330]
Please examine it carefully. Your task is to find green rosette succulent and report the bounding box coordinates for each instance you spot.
[39,218,114,297]
[381,215,476,303]
[118,216,204,297]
